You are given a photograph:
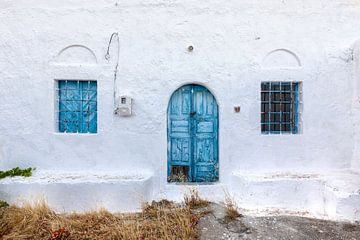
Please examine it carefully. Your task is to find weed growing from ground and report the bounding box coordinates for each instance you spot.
[224,194,242,222]
[184,189,210,209]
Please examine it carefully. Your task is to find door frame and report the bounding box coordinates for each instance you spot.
[166,83,220,183]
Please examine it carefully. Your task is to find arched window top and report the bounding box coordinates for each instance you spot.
[262,49,301,69]
[54,45,97,65]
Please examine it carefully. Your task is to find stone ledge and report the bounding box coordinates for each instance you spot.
[0,170,154,213]
[230,170,360,222]
[1,170,359,221]
[160,183,228,203]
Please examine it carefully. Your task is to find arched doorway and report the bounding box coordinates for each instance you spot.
[167,84,219,182]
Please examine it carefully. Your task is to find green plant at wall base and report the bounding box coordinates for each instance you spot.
[0,167,34,179]
[0,200,9,208]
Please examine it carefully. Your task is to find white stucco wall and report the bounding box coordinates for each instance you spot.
[352,39,360,170]
[0,0,360,191]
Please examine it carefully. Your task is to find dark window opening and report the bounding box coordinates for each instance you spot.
[168,165,189,182]
[261,82,300,134]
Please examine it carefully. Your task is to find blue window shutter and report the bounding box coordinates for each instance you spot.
[58,80,97,133]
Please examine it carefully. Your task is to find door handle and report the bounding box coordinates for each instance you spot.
[190,112,196,117]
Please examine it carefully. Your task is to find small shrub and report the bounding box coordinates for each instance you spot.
[142,199,173,218]
[0,200,9,208]
[0,167,35,179]
[224,194,242,222]
[184,189,210,209]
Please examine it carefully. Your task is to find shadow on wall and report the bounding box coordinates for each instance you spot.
[262,49,301,69]
[52,45,98,65]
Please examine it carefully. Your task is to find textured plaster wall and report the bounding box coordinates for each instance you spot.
[0,0,360,186]
[352,39,360,170]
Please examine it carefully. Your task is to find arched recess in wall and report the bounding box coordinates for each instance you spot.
[54,45,97,65]
[262,49,301,69]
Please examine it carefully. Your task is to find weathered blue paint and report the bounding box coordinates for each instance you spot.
[59,80,97,133]
[293,83,299,134]
[167,84,219,182]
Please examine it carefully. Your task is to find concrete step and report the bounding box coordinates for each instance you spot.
[230,170,360,221]
[160,182,228,203]
[0,170,153,212]
[1,169,359,221]
[323,171,360,221]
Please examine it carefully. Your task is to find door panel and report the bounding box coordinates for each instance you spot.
[168,84,218,182]
[197,122,214,133]
[192,85,218,182]
[171,120,189,133]
[170,138,190,164]
[168,86,192,180]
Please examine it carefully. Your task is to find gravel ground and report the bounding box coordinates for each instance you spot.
[198,204,360,240]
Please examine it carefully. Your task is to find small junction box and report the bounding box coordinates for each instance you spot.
[115,96,132,116]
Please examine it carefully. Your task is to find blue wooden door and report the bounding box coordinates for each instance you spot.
[168,84,219,182]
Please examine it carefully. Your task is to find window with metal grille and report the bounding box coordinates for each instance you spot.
[57,80,97,133]
[261,82,300,134]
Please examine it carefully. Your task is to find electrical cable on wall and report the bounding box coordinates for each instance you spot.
[105,32,120,112]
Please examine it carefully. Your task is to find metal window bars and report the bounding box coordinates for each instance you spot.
[261,82,300,134]
[56,80,97,133]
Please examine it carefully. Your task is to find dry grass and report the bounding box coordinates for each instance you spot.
[224,194,242,222]
[184,189,210,209]
[0,198,201,240]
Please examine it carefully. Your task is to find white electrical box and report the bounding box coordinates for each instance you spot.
[115,96,132,116]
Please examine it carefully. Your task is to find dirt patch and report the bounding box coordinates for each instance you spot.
[198,204,360,240]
